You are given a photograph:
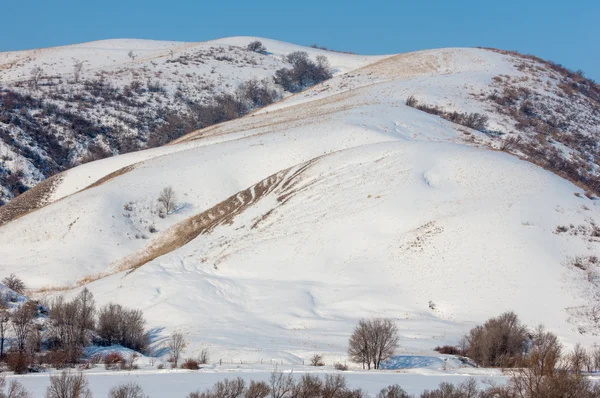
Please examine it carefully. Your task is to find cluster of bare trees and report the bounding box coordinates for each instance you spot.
[47,289,148,363]
[274,51,332,93]
[96,303,148,352]
[46,288,96,362]
[348,318,399,369]
[0,276,39,372]
[0,277,149,372]
[464,311,529,367]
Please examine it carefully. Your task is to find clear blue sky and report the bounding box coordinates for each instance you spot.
[2,0,599,80]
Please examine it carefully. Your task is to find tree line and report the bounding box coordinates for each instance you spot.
[0,274,149,373]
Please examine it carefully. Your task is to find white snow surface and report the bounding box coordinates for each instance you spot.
[0,44,599,365]
[7,365,510,397]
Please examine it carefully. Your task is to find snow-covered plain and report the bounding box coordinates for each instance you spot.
[7,365,509,397]
[0,40,599,375]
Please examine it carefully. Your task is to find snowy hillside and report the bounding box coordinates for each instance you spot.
[0,37,385,204]
[0,43,599,365]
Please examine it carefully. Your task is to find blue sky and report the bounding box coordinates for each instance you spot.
[2,0,599,80]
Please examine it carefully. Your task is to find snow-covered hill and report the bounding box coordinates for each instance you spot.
[0,37,385,204]
[0,42,599,364]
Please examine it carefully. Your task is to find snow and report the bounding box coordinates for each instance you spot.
[0,42,599,368]
[6,365,509,397]
[0,36,386,203]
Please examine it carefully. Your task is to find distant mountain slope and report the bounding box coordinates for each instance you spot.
[0,37,385,204]
[0,44,598,363]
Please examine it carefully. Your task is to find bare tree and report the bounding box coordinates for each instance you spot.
[199,348,209,364]
[247,41,266,54]
[348,318,399,369]
[371,318,399,369]
[29,67,43,90]
[269,370,295,398]
[108,382,147,398]
[75,288,96,346]
[157,186,177,215]
[127,50,136,61]
[0,297,9,358]
[73,60,84,83]
[323,375,346,398]
[567,343,588,373]
[167,331,187,367]
[45,371,92,398]
[2,274,26,294]
[348,319,371,369]
[11,303,35,351]
[310,353,324,366]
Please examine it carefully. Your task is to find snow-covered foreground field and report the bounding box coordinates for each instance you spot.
[8,366,508,397]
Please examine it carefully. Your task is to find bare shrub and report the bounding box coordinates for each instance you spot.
[199,348,209,364]
[376,385,411,398]
[29,67,43,90]
[40,349,72,369]
[296,374,322,397]
[157,186,177,215]
[167,331,187,367]
[405,95,418,107]
[334,362,348,371]
[212,377,246,398]
[567,343,588,373]
[323,374,346,398]
[108,382,147,398]
[269,370,296,398]
[5,350,32,374]
[247,41,267,54]
[310,353,325,366]
[348,318,399,369]
[433,345,463,355]
[237,78,280,109]
[181,358,199,370]
[104,352,126,370]
[186,374,365,398]
[406,99,489,132]
[420,378,479,398]
[73,61,84,84]
[465,311,529,367]
[2,274,26,294]
[245,381,270,398]
[0,375,31,398]
[45,371,92,398]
